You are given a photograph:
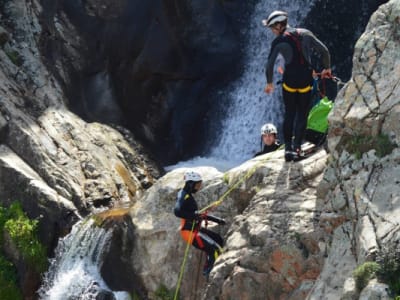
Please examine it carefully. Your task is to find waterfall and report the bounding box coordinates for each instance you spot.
[207,0,314,164]
[38,219,131,300]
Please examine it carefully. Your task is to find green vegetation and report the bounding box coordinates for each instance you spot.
[353,244,400,298]
[346,134,396,159]
[131,291,141,300]
[0,202,48,299]
[376,243,400,298]
[223,173,230,184]
[154,284,176,300]
[353,261,380,291]
[5,49,23,66]
[0,255,22,300]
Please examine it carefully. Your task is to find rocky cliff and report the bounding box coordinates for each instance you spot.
[0,0,399,299]
[310,0,400,298]
[0,0,160,297]
[37,0,250,163]
[125,1,400,299]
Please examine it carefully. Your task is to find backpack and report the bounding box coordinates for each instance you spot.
[305,96,333,145]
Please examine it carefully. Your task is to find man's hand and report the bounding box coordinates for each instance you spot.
[321,68,332,79]
[264,83,274,94]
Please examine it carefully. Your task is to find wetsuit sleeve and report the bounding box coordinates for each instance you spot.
[265,41,293,83]
[301,30,331,69]
[174,191,197,220]
[206,214,226,225]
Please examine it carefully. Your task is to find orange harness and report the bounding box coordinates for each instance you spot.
[180,219,205,248]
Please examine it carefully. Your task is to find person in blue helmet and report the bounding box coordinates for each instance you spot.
[174,170,225,277]
[263,10,331,162]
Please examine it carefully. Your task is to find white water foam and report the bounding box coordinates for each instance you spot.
[38,219,131,300]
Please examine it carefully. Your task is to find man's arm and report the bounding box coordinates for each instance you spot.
[265,42,292,93]
[301,30,331,77]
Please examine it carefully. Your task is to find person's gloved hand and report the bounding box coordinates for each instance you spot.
[194,211,206,220]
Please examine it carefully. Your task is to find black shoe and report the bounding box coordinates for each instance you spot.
[203,263,213,277]
[292,148,301,161]
[285,150,293,162]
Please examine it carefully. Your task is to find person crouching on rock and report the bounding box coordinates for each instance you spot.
[254,123,281,157]
[174,170,225,276]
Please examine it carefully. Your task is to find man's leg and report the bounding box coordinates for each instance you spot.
[294,91,312,151]
[198,230,223,276]
[283,89,297,161]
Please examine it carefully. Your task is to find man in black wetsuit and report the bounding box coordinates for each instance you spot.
[254,123,281,157]
[174,170,225,276]
[263,10,331,161]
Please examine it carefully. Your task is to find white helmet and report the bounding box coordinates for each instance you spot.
[261,123,277,135]
[184,170,202,182]
[262,10,288,27]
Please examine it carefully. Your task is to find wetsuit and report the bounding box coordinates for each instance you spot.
[265,27,330,151]
[174,185,224,275]
[254,141,281,157]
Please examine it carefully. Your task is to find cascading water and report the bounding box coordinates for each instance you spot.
[38,219,130,300]
[208,0,314,164]
[166,0,315,171]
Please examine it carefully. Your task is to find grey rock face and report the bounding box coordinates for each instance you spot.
[129,150,330,299]
[37,0,248,163]
[309,0,400,299]
[0,0,160,296]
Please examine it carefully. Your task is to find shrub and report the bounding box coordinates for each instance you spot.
[346,134,396,159]
[223,173,230,184]
[353,261,380,291]
[376,243,400,298]
[154,284,176,300]
[0,202,48,271]
[5,50,23,66]
[0,255,22,300]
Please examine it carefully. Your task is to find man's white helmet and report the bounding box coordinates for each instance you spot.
[184,170,202,182]
[261,123,277,135]
[262,10,288,27]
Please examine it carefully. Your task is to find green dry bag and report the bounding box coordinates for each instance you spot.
[306,96,333,133]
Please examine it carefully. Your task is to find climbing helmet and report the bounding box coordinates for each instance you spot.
[262,10,288,27]
[184,170,202,182]
[261,123,277,135]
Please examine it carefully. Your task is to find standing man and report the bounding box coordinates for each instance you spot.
[263,10,331,161]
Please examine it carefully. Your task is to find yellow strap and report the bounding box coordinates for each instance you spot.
[282,82,312,93]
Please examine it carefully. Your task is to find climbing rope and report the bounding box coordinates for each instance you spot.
[173,150,282,299]
[201,145,285,215]
[173,221,196,300]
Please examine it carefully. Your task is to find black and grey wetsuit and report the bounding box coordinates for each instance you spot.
[254,141,281,157]
[174,184,224,274]
[265,27,330,151]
